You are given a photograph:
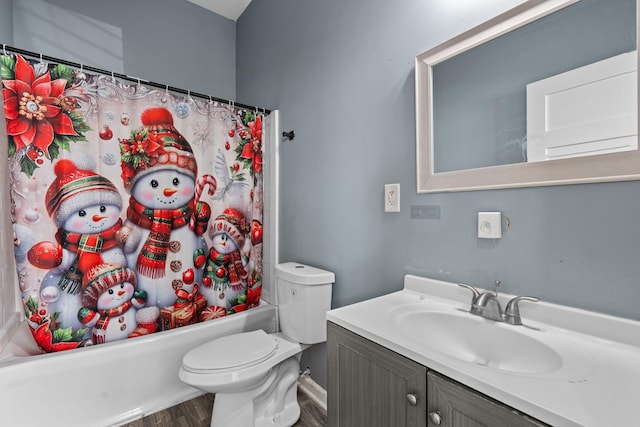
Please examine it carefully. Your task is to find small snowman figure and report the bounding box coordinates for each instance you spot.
[77,263,154,344]
[28,159,125,337]
[119,107,214,312]
[200,208,249,316]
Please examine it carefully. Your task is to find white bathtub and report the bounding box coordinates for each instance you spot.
[0,302,277,427]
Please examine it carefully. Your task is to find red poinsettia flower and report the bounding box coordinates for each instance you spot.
[120,131,164,158]
[240,115,263,174]
[247,285,262,308]
[2,55,77,154]
[32,322,82,353]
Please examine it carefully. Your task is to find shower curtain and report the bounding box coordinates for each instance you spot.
[1,53,264,353]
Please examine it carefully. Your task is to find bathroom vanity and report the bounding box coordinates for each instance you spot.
[326,275,640,427]
[328,322,546,426]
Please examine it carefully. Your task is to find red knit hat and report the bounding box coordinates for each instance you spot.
[81,263,137,307]
[211,208,248,249]
[45,159,122,227]
[119,107,197,191]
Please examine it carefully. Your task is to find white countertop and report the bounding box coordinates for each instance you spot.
[326,275,640,427]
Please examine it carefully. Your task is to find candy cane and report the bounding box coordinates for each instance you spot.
[190,174,217,230]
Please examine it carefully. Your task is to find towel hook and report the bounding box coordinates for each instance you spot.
[282,130,295,141]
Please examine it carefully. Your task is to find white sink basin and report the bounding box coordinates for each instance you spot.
[394,309,563,374]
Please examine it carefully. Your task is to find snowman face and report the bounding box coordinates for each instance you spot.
[62,204,121,234]
[212,233,237,254]
[96,281,135,310]
[131,170,195,209]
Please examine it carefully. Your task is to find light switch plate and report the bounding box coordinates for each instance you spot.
[478,212,502,238]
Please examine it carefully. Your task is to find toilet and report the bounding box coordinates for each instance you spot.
[179,262,335,427]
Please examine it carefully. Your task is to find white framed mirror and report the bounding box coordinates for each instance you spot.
[415,0,639,193]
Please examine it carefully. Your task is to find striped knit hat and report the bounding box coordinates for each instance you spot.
[45,159,122,227]
[211,208,248,250]
[81,263,136,307]
[119,107,197,191]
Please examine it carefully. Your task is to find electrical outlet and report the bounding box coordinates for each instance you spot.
[384,183,400,212]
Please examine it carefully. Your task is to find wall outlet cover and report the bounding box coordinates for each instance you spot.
[478,212,502,238]
[384,183,400,212]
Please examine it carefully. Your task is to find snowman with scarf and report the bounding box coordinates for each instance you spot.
[29,159,126,337]
[199,208,250,318]
[77,263,155,344]
[119,107,215,315]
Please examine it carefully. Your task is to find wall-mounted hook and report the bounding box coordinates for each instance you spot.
[282,130,295,141]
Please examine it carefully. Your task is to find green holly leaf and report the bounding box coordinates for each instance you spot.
[49,64,74,86]
[25,296,38,313]
[242,111,255,126]
[72,328,88,341]
[68,111,91,135]
[19,156,37,177]
[52,326,74,343]
[0,56,15,80]
[49,137,64,157]
[8,137,16,157]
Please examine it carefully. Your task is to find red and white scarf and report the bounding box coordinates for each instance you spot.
[127,197,191,278]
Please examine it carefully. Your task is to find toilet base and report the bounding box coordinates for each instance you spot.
[210,356,301,427]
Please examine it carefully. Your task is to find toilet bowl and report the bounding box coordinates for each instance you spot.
[179,262,335,427]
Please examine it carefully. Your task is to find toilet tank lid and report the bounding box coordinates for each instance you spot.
[275,262,335,285]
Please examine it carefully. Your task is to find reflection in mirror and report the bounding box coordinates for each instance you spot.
[433,0,636,173]
[416,0,640,193]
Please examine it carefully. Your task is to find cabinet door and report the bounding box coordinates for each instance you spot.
[427,371,548,427]
[327,322,427,427]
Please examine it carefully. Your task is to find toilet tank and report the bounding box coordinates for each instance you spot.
[275,262,335,344]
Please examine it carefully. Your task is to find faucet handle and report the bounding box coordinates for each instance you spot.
[458,283,480,300]
[504,296,539,325]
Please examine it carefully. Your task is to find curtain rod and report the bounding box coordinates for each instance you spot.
[1,44,271,115]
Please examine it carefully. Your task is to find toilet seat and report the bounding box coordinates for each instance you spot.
[182,330,278,373]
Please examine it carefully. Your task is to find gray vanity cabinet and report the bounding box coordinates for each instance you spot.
[427,371,548,427]
[327,322,427,427]
[328,322,548,427]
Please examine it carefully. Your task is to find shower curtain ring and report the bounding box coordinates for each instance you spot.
[2,44,7,56]
[39,53,43,63]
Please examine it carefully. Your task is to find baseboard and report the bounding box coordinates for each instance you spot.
[297,373,327,412]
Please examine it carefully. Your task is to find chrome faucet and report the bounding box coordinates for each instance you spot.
[458,281,539,325]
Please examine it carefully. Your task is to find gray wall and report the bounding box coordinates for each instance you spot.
[10,0,236,99]
[0,0,13,43]
[237,0,640,389]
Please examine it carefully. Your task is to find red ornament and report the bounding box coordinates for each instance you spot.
[26,146,39,160]
[225,141,231,150]
[216,267,226,278]
[251,220,263,245]
[27,241,62,269]
[99,125,113,140]
[182,268,195,284]
[228,129,235,138]
[232,163,240,172]
[194,253,206,269]
[203,276,213,287]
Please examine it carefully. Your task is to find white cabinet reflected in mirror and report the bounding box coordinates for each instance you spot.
[415,0,639,193]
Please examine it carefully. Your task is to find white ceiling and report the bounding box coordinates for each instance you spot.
[187,0,252,21]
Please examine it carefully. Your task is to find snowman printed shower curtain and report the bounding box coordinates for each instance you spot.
[2,53,264,353]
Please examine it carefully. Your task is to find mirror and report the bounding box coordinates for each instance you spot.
[415,0,639,193]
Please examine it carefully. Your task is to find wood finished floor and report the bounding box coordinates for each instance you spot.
[120,389,326,427]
